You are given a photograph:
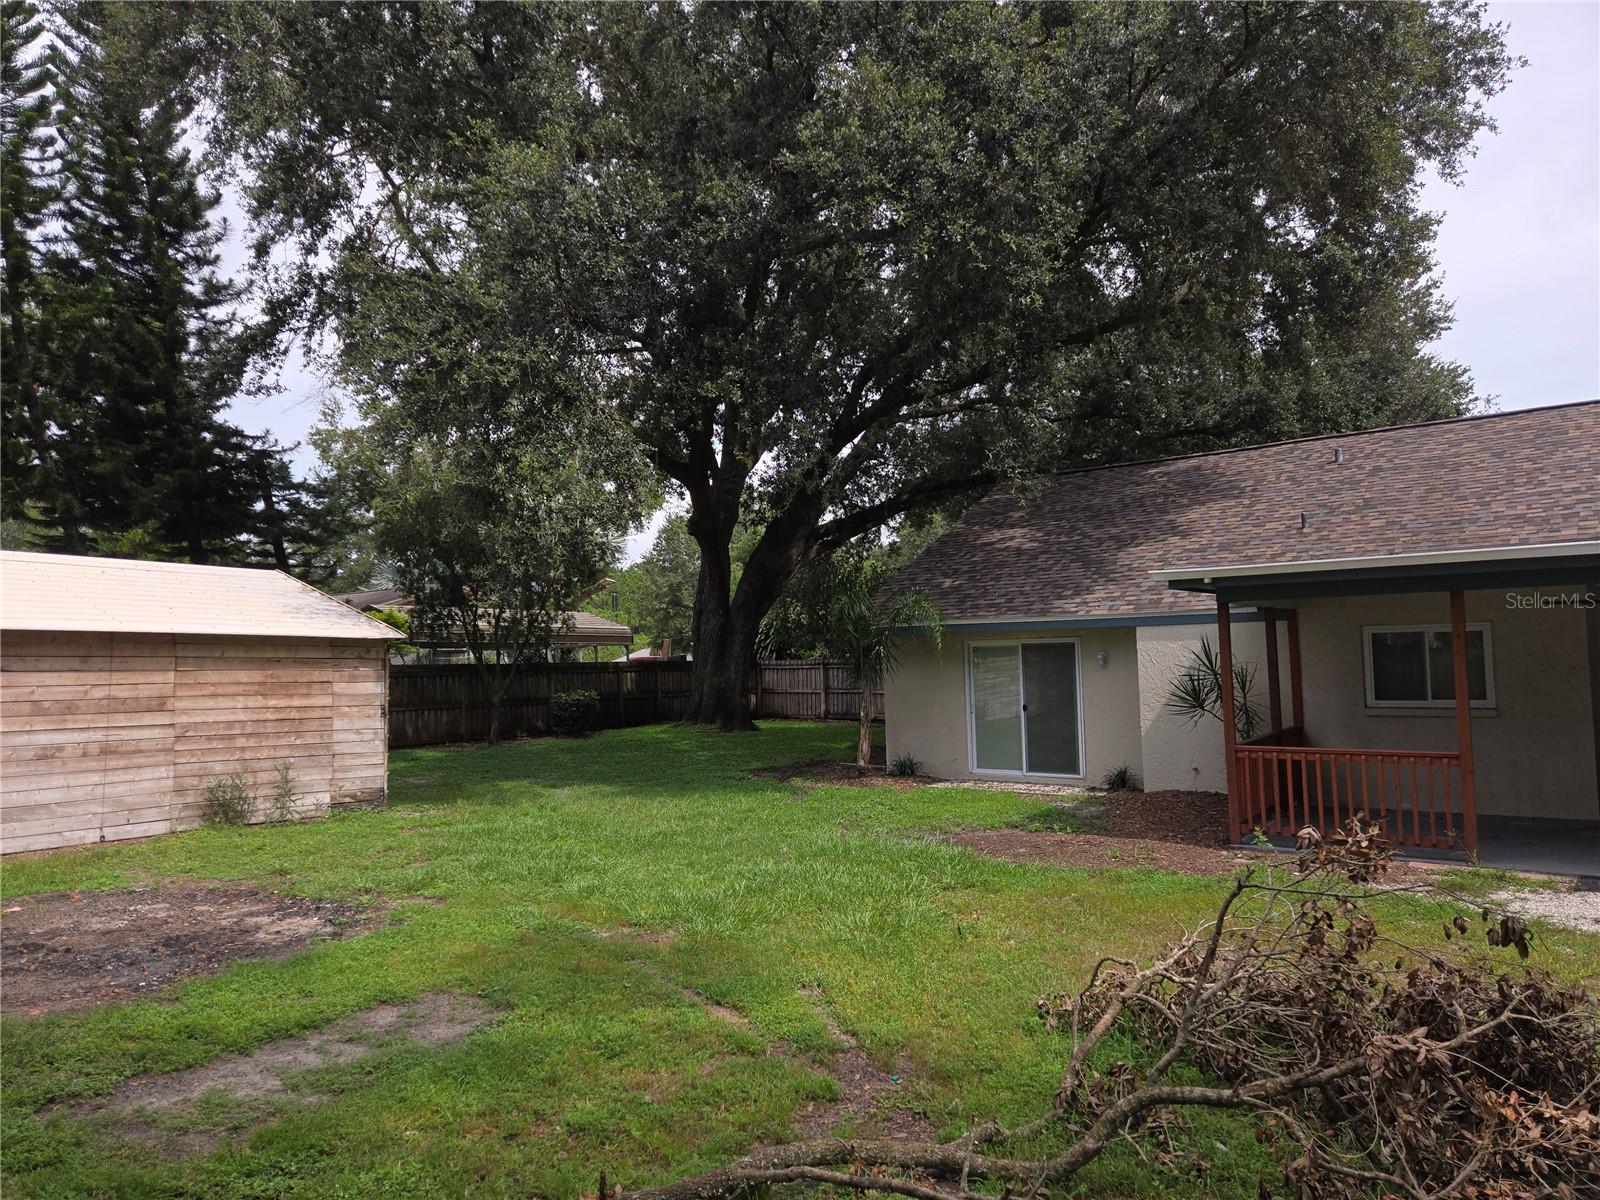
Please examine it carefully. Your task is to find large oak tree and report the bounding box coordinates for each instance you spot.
[159,1,1509,726]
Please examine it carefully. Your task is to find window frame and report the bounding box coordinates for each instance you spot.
[964,638,1087,780]
[1362,622,1496,710]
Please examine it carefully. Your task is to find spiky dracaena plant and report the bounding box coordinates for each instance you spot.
[1164,636,1265,742]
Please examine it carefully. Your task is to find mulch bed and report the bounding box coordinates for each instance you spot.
[1,883,380,1017]
[948,789,1263,875]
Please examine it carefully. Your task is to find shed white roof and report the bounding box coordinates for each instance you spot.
[0,552,401,640]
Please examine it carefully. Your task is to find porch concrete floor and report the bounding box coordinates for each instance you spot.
[1409,816,1600,879]
[1250,817,1600,879]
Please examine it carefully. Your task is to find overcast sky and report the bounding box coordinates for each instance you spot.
[219,1,1600,561]
[1418,1,1599,411]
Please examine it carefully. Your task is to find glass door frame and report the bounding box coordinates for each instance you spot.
[964,638,1086,780]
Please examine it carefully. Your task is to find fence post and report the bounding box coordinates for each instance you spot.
[819,663,829,720]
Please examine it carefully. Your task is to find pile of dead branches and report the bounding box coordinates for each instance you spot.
[617,820,1599,1200]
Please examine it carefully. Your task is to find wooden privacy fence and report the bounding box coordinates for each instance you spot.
[388,660,881,747]
[750,660,883,723]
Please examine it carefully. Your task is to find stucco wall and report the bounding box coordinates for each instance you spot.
[884,627,1142,785]
[1135,621,1277,793]
[1294,590,1598,820]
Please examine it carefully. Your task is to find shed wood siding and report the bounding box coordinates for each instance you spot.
[2,631,388,853]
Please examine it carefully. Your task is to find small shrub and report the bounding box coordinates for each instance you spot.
[201,773,254,825]
[550,690,600,735]
[1101,763,1141,791]
[888,752,921,778]
[265,762,297,823]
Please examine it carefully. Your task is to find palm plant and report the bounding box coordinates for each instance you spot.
[1164,636,1265,741]
[759,557,942,768]
[826,574,942,768]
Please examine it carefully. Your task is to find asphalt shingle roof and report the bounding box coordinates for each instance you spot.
[889,401,1600,622]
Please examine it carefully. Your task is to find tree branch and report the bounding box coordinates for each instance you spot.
[812,471,1001,552]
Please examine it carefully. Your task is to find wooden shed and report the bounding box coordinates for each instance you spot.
[1,552,400,853]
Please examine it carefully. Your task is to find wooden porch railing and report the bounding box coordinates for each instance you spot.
[1232,738,1468,851]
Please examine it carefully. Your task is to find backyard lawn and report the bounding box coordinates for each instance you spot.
[4,722,1597,1200]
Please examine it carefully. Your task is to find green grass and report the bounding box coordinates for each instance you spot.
[3,722,1595,1199]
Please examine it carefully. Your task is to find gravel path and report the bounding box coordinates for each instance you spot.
[1491,886,1600,934]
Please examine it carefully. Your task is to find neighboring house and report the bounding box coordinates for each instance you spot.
[884,401,1600,864]
[0,552,401,853]
[616,643,691,663]
[336,585,633,663]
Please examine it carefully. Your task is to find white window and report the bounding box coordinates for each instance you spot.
[966,640,1085,777]
[1363,624,1494,708]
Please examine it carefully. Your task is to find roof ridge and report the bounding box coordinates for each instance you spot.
[1022,397,1600,484]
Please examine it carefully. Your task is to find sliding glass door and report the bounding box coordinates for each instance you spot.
[970,644,1025,771]
[967,641,1083,777]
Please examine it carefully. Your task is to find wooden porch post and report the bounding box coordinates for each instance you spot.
[1286,607,1305,733]
[1449,589,1479,854]
[1263,607,1283,735]
[1588,591,1600,821]
[1217,598,1240,839]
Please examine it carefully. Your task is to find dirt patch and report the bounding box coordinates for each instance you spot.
[67,993,498,1155]
[684,987,758,1031]
[688,986,935,1142]
[791,995,935,1142]
[753,759,926,792]
[597,925,675,951]
[1,883,379,1016]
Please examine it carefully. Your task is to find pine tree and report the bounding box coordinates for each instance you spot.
[22,5,320,566]
[1,0,57,519]
[46,6,233,558]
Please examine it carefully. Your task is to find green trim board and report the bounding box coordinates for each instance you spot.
[888,611,1265,636]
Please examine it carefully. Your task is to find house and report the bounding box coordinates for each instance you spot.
[884,401,1600,867]
[1,552,401,853]
[616,642,690,663]
[335,585,633,663]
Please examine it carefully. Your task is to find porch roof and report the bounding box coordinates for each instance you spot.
[1154,539,1600,602]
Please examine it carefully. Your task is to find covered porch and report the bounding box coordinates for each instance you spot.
[1156,541,1600,867]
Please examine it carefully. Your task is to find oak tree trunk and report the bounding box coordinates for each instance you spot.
[685,507,757,730]
[684,499,816,731]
